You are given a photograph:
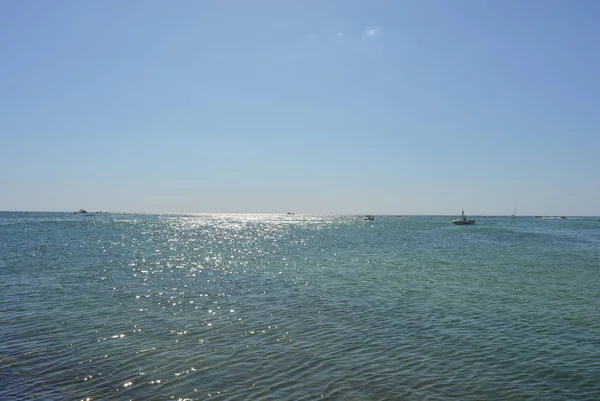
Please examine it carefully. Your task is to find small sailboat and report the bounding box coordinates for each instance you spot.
[453,210,476,225]
[512,207,516,218]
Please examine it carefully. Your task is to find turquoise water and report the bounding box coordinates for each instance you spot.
[1,212,599,400]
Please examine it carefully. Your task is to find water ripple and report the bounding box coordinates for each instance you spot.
[1,214,599,400]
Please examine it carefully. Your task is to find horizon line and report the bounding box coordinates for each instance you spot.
[1,210,598,217]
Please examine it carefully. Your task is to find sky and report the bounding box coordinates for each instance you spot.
[1,0,599,215]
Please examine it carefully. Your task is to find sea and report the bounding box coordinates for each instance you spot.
[1,212,599,400]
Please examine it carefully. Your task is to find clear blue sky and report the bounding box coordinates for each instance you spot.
[1,0,599,215]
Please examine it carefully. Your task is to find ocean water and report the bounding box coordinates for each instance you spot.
[1,212,599,400]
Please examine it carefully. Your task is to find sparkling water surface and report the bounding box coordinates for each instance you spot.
[1,212,599,400]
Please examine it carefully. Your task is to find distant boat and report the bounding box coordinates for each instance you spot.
[365,215,375,221]
[453,210,475,225]
[512,207,516,218]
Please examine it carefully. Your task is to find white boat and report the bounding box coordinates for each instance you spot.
[453,210,476,225]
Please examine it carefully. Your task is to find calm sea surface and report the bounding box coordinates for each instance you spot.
[1,212,599,400]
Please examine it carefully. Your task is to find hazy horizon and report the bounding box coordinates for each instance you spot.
[2,209,597,217]
[2,1,599,216]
